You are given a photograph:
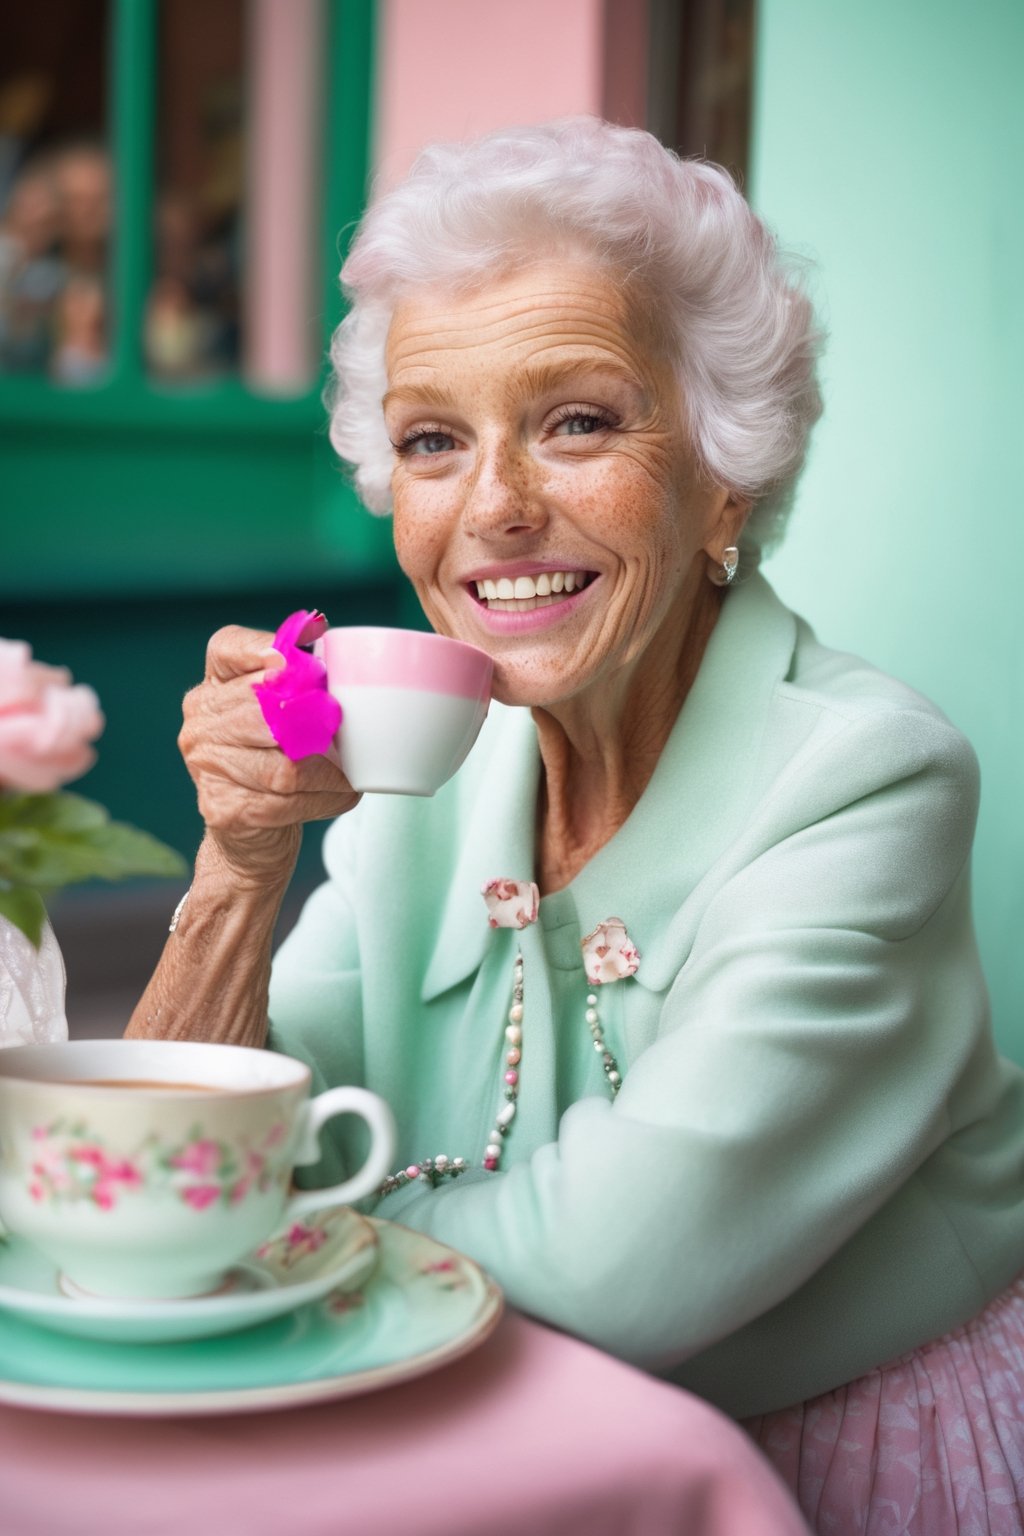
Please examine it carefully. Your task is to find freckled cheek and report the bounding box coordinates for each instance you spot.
[549,461,677,539]
[565,493,682,576]
[392,494,456,586]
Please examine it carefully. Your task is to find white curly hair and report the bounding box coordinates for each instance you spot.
[327,116,824,555]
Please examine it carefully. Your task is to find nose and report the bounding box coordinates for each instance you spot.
[461,436,547,540]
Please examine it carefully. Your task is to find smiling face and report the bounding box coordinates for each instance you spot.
[385,261,740,713]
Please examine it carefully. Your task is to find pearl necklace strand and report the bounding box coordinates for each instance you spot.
[377,950,624,1198]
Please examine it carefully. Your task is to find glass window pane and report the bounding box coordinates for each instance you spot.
[147,0,245,382]
[0,0,112,385]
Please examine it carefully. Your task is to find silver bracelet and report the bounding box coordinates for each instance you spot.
[168,886,192,934]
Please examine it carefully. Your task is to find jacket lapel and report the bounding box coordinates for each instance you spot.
[420,704,540,1001]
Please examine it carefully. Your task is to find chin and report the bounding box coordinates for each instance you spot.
[488,663,579,713]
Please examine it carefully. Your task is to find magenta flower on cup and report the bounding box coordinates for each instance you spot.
[252,609,341,762]
[0,638,186,948]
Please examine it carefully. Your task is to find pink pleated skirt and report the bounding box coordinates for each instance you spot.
[745,1275,1024,1535]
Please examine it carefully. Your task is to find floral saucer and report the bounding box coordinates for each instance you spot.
[0,1219,503,1416]
[0,1203,378,1344]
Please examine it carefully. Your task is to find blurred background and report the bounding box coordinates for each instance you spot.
[1,0,1021,1058]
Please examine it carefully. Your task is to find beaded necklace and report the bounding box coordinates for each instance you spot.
[377,885,638,1198]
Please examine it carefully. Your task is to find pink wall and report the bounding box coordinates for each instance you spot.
[374,0,647,186]
[243,0,650,391]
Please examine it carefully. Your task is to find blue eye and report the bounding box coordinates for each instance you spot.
[394,430,454,456]
[552,409,614,437]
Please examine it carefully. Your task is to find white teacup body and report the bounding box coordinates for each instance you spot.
[318,627,493,796]
[0,1040,396,1300]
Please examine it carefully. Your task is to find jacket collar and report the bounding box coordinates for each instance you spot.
[420,573,797,1000]
[570,573,797,989]
[420,704,540,1000]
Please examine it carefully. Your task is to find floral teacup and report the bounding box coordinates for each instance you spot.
[0,1039,396,1300]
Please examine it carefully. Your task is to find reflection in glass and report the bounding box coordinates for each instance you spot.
[147,0,245,382]
[0,1,111,384]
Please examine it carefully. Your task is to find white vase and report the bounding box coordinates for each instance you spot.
[0,914,69,1048]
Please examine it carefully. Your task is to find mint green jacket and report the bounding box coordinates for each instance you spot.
[268,573,1024,1416]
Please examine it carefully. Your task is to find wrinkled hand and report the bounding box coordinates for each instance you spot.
[180,626,359,886]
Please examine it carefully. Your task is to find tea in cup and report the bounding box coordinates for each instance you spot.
[317,627,493,796]
[0,1039,396,1301]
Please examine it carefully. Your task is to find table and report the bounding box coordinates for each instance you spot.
[0,1311,808,1536]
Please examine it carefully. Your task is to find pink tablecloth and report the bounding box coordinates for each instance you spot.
[0,1312,808,1536]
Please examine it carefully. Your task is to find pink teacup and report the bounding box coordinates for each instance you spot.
[318,628,493,796]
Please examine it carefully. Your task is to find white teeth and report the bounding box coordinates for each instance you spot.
[472,570,592,610]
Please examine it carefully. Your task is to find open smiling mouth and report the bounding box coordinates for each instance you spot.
[471,571,597,612]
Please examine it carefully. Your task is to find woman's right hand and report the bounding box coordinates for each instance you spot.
[179,624,360,889]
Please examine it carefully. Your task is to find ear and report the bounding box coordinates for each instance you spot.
[702,489,752,568]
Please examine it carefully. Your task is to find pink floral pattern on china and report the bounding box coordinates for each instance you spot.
[256,1215,333,1269]
[25,1118,290,1212]
[581,918,641,985]
[482,878,540,930]
[421,1257,470,1292]
[326,1289,365,1317]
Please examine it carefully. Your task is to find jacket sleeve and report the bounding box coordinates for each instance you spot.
[381,708,990,1369]
[267,819,366,1184]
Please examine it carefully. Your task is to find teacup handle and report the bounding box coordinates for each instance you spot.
[284,1086,397,1219]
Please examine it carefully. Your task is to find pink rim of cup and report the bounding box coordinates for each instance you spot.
[317,628,493,700]
[315,627,494,797]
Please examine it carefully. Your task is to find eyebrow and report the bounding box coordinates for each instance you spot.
[382,358,645,414]
[382,381,455,413]
[516,357,644,399]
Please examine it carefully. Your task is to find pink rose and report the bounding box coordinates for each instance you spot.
[0,639,104,792]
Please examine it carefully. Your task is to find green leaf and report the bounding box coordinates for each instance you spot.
[0,795,187,890]
[71,822,188,881]
[0,886,46,947]
[0,793,108,834]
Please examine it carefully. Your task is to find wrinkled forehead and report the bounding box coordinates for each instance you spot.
[384,257,669,386]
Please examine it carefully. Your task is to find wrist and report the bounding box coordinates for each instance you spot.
[198,828,301,897]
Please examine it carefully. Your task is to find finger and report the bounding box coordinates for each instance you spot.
[197,777,359,832]
[188,742,355,799]
[204,624,279,684]
[184,670,295,746]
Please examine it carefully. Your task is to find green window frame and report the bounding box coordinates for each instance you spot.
[1,0,393,598]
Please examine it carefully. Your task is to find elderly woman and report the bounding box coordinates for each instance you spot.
[129,119,1024,1533]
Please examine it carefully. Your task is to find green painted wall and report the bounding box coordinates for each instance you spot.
[751,0,1024,1057]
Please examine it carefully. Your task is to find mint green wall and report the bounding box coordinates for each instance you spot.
[751,0,1024,1058]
